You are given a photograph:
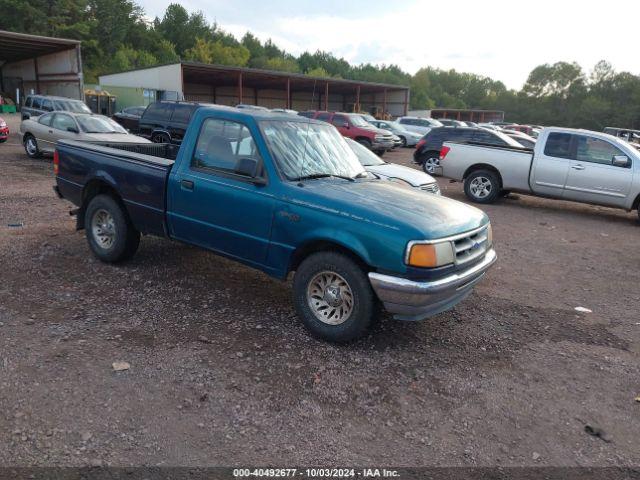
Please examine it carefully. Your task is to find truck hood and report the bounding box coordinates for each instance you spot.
[84,133,150,143]
[287,179,488,239]
[366,163,436,186]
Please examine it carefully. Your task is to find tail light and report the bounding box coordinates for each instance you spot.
[439,145,451,160]
[415,138,426,150]
[53,150,59,175]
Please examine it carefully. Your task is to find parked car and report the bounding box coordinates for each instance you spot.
[21,94,91,120]
[0,116,8,143]
[395,116,443,136]
[603,127,640,148]
[138,101,203,144]
[302,111,395,155]
[477,123,501,131]
[502,129,537,148]
[345,138,440,195]
[440,127,640,218]
[112,106,146,133]
[20,112,149,158]
[435,119,466,127]
[414,126,523,174]
[502,124,535,136]
[53,106,496,342]
[354,113,378,123]
[369,120,423,147]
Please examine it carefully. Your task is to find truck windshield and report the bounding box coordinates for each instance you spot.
[261,120,367,180]
[77,115,127,134]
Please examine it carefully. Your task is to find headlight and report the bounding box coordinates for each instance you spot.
[0,121,6,127]
[406,241,454,268]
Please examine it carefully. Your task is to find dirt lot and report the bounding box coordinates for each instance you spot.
[1,112,639,468]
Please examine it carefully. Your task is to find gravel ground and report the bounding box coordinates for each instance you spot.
[1,112,639,468]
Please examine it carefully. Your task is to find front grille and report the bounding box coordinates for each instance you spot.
[420,183,440,194]
[453,226,489,265]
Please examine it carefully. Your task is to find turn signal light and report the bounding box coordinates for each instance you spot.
[53,150,59,175]
[407,244,438,267]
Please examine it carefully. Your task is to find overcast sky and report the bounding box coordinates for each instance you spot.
[137,0,639,89]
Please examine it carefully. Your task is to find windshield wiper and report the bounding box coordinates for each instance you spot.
[297,173,355,182]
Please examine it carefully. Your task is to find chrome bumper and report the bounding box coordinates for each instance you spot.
[368,248,497,321]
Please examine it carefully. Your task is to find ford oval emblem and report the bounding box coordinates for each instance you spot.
[471,241,482,250]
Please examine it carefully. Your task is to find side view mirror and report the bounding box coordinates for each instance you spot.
[342,122,350,129]
[235,157,265,184]
[612,155,631,168]
[67,126,79,133]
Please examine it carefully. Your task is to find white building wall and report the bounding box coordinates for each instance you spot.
[99,64,183,96]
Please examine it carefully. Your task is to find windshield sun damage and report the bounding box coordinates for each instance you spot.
[261,120,366,180]
[76,115,127,134]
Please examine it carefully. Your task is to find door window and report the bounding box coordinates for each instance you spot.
[52,114,77,131]
[38,113,54,126]
[192,118,261,174]
[544,133,573,159]
[42,99,53,112]
[32,97,43,109]
[316,112,331,122]
[575,136,626,166]
[331,114,347,127]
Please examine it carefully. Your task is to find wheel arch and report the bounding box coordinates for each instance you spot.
[632,192,640,211]
[288,239,370,276]
[463,163,503,186]
[77,178,126,230]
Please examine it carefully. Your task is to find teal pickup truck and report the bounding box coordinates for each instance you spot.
[54,105,497,342]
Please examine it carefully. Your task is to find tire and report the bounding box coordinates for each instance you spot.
[464,169,501,204]
[500,189,512,197]
[293,252,376,342]
[0,138,6,143]
[399,136,407,147]
[356,138,372,150]
[422,155,440,175]
[24,134,40,158]
[375,150,385,157]
[152,132,170,144]
[84,194,140,263]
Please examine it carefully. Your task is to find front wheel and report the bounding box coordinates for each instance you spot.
[399,136,407,147]
[293,252,376,342]
[152,132,170,144]
[356,138,372,150]
[84,194,140,263]
[464,170,501,204]
[24,134,40,158]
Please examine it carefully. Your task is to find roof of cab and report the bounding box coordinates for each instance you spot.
[196,103,326,124]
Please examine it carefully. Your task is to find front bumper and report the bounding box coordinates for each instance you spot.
[372,139,395,151]
[368,248,497,321]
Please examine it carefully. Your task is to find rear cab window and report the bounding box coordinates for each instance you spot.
[544,133,573,159]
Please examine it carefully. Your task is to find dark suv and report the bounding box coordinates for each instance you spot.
[414,126,519,174]
[138,101,204,144]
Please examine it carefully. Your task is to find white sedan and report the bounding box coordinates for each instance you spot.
[345,138,441,195]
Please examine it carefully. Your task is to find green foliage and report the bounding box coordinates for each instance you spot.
[3,0,640,129]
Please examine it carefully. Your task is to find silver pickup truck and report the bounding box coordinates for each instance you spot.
[440,127,640,218]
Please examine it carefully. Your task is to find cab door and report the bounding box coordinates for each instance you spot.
[167,116,275,268]
[530,132,573,197]
[563,135,633,207]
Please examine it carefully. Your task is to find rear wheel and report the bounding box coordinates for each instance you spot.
[464,170,501,204]
[375,149,385,157]
[422,155,440,175]
[293,252,375,342]
[84,194,140,263]
[24,134,40,158]
[399,136,407,147]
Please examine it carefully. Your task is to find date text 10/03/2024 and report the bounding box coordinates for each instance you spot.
[233,468,400,478]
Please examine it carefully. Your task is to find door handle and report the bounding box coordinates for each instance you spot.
[571,164,585,170]
[180,179,194,191]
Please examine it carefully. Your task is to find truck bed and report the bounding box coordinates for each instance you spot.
[441,141,534,192]
[55,140,178,237]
